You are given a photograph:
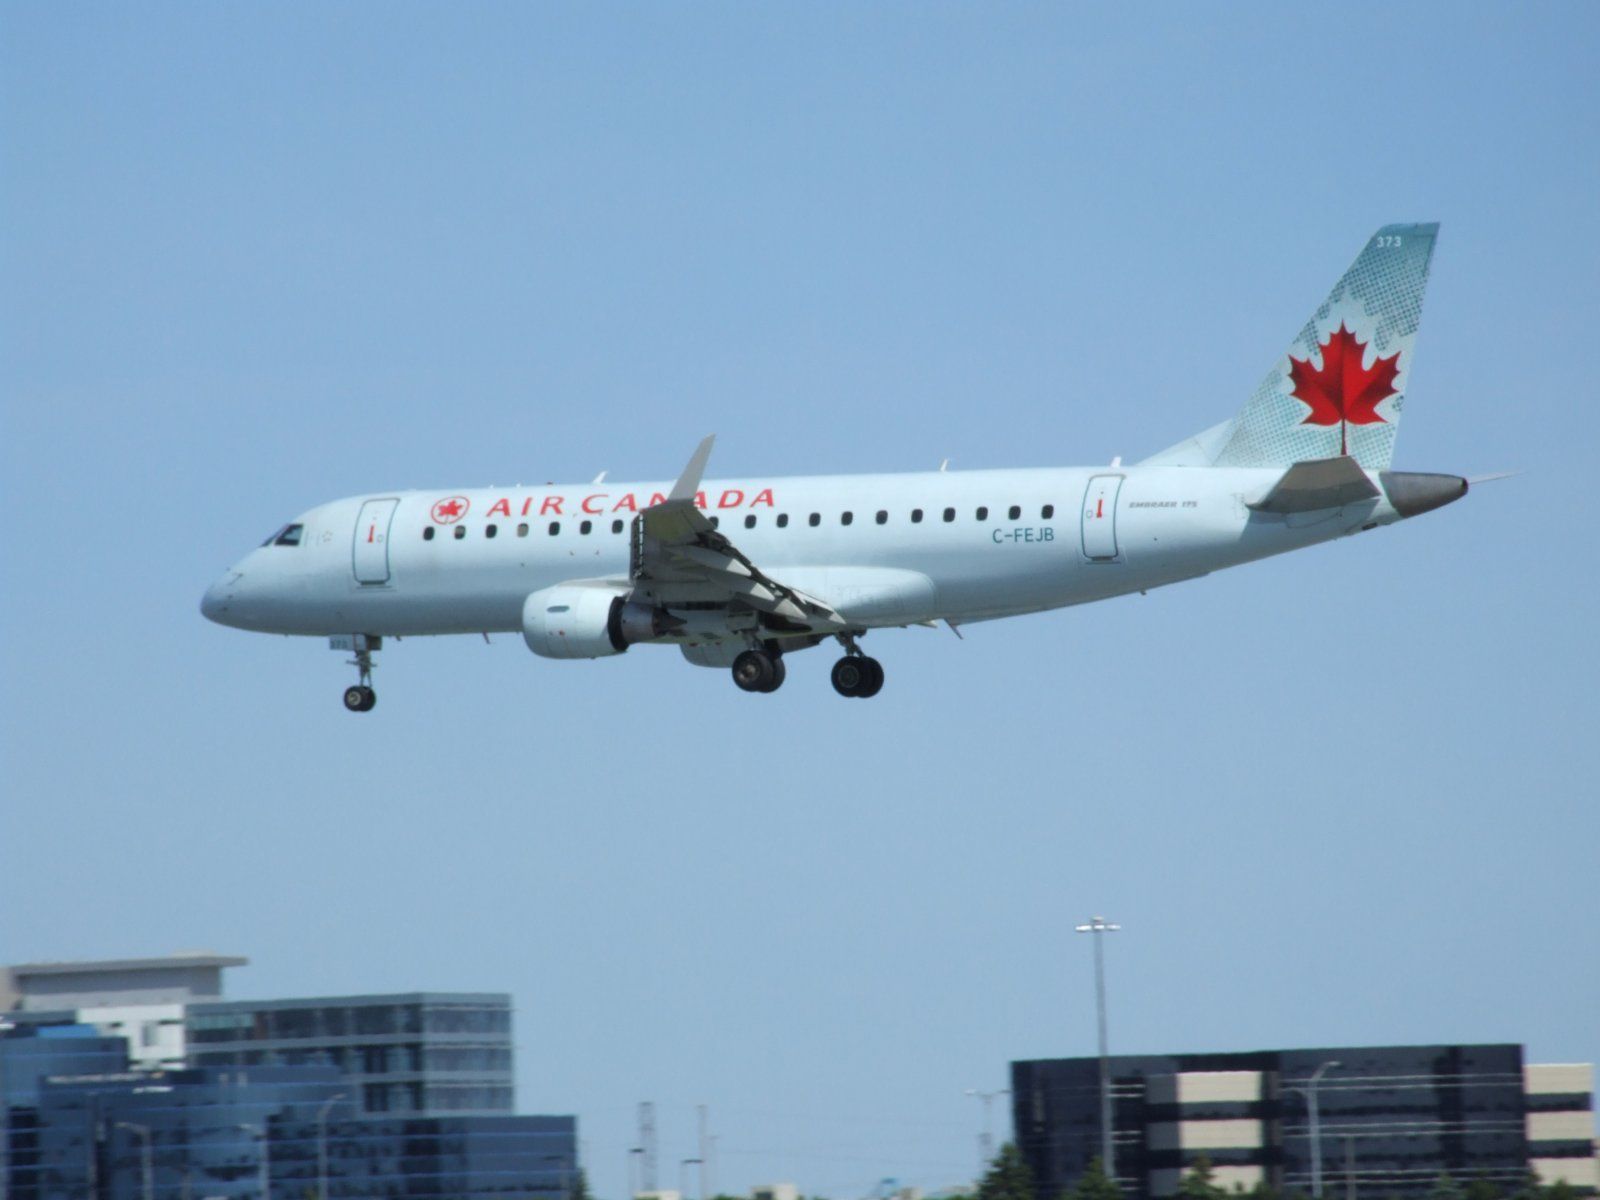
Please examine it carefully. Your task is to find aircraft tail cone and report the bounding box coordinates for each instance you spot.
[1379,471,1469,518]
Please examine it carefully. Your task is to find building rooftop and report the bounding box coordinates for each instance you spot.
[6,953,249,978]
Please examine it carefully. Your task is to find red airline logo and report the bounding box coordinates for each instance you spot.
[429,489,777,523]
[431,497,470,524]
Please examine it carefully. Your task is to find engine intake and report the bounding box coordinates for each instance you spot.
[522,586,677,660]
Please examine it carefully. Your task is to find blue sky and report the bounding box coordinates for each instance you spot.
[4,3,1598,1194]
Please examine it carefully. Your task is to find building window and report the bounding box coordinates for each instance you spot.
[517,522,529,537]
[1008,505,1021,520]
[486,524,497,538]
[777,513,789,528]
[875,510,888,525]
[453,526,466,540]
[911,509,923,523]
[976,506,988,520]
[745,514,757,529]
[1042,504,1054,519]
[423,526,435,541]
[548,522,560,536]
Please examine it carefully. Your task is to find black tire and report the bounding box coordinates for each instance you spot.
[731,650,777,693]
[343,686,366,711]
[759,656,787,693]
[831,656,867,697]
[359,687,378,712]
[856,657,884,698]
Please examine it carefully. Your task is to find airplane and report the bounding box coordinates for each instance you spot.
[202,223,1472,711]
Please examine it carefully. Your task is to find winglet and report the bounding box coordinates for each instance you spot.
[668,435,716,502]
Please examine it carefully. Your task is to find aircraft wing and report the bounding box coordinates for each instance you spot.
[629,436,848,633]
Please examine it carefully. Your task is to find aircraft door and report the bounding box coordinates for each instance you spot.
[1080,475,1123,561]
[353,499,400,584]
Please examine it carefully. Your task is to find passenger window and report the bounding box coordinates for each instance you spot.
[745,514,757,529]
[777,513,789,528]
[976,506,989,521]
[548,522,560,536]
[841,512,853,526]
[453,526,466,540]
[1042,504,1055,519]
[423,527,435,541]
[274,524,303,546]
[517,523,529,537]
[875,510,887,525]
[943,507,955,522]
[1008,505,1021,520]
[612,519,624,534]
[580,520,592,535]
[809,513,820,527]
[911,509,923,523]
[709,516,719,530]
[486,524,497,538]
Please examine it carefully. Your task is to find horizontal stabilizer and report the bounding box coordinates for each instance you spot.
[1248,456,1379,514]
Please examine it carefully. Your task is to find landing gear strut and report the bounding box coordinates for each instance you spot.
[336,634,380,712]
[731,646,785,693]
[831,633,884,698]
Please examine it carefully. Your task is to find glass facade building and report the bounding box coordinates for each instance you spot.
[1,1023,131,1200]
[1012,1044,1596,1199]
[186,993,514,1116]
[14,1061,574,1200]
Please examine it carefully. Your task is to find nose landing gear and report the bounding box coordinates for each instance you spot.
[333,634,381,713]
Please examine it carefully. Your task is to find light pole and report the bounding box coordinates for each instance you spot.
[237,1122,271,1200]
[1074,915,1120,1180]
[679,1157,702,1200]
[963,1089,1011,1170]
[115,1121,154,1200]
[628,1147,644,1198]
[1285,1061,1341,1199]
[315,1092,346,1200]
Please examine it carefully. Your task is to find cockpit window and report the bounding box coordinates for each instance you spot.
[265,524,304,547]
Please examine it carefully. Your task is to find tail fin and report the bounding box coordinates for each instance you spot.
[1144,223,1439,470]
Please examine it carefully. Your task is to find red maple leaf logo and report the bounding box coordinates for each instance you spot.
[431,497,469,523]
[1288,323,1400,455]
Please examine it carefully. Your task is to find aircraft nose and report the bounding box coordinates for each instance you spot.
[200,573,240,625]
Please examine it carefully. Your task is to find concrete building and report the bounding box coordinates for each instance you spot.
[1,954,247,1072]
[1012,1044,1597,1200]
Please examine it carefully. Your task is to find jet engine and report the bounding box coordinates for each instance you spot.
[521,585,677,660]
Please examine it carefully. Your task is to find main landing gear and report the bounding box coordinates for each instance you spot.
[731,647,787,694]
[830,654,883,698]
[336,634,380,712]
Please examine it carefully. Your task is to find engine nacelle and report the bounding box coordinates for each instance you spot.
[521,585,673,660]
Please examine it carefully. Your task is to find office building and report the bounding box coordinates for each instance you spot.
[1012,1044,1597,1199]
[185,993,515,1116]
[2,954,248,1072]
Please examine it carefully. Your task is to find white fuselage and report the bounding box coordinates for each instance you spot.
[200,464,1402,640]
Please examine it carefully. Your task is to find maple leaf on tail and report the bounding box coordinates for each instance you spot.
[1287,322,1400,455]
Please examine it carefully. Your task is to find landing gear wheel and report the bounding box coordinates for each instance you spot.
[831,656,884,698]
[856,656,884,698]
[343,685,376,712]
[759,656,787,693]
[731,650,781,693]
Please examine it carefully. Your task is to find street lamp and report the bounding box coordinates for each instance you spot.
[628,1147,644,1198]
[316,1093,346,1200]
[1074,915,1121,1180]
[115,1121,154,1200]
[679,1157,703,1200]
[963,1089,1011,1169]
[237,1122,271,1200]
[1285,1061,1341,1199]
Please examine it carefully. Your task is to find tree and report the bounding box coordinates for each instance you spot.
[1465,1176,1503,1200]
[1067,1157,1120,1200]
[1430,1175,1465,1200]
[568,1167,594,1200]
[977,1142,1035,1200]
[1178,1156,1228,1200]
